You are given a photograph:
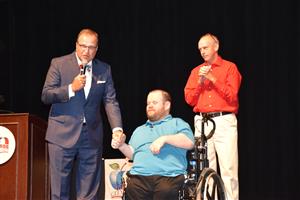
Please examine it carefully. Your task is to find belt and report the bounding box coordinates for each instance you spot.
[200,111,232,118]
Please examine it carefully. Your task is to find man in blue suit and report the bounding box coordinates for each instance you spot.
[42,28,123,200]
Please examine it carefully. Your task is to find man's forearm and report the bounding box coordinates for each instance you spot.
[164,133,194,150]
[119,143,134,160]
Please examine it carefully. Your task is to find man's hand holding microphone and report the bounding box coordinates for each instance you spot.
[198,65,216,84]
[71,62,88,92]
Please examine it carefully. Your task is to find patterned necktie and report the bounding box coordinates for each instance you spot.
[85,65,91,72]
[80,64,91,74]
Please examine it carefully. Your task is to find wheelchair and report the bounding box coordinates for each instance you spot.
[120,114,226,200]
[178,114,227,200]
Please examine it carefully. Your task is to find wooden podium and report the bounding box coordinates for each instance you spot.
[0,113,50,200]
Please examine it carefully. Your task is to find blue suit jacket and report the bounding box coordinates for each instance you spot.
[41,52,122,148]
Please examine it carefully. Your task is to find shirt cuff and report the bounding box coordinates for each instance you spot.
[112,127,123,133]
[68,84,75,99]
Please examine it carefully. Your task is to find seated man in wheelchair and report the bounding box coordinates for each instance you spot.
[111,89,194,200]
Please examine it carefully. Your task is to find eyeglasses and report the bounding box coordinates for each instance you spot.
[77,42,98,51]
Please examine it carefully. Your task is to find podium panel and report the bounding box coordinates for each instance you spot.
[0,113,49,200]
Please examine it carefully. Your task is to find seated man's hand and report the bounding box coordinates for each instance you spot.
[150,136,166,154]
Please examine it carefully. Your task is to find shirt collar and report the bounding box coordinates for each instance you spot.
[213,55,223,67]
[203,55,223,68]
[146,114,172,127]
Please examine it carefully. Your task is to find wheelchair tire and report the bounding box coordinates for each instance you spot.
[195,168,226,200]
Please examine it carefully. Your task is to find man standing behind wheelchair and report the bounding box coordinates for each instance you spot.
[184,33,242,200]
[111,89,194,200]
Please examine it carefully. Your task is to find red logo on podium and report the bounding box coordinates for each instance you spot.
[0,137,9,153]
[0,126,16,164]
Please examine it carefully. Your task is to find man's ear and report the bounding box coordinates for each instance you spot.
[164,101,171,111]
[214,43,219,52]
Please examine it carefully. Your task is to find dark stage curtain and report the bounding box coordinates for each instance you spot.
[1,0,300,199]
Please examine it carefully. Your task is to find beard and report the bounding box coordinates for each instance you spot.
[147,113,158,121]
[147,110,167,122]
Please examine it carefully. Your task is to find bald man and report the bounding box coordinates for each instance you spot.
[184,33,242,200]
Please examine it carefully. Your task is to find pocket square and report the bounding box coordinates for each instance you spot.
[97,80,106,84]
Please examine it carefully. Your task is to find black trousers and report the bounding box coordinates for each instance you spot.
[125,173,185,200]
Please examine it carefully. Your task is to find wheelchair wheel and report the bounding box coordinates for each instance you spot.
[195,168,226,200]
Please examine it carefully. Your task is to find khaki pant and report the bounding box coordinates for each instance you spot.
[194,114,239,200]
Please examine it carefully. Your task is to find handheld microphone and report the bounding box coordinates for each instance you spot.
[80,65,84,75]
[199,65,211,84]
[200,76,205,84]
[80,64,88,75]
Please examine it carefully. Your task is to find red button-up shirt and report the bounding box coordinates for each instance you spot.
[184,56,242,113]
